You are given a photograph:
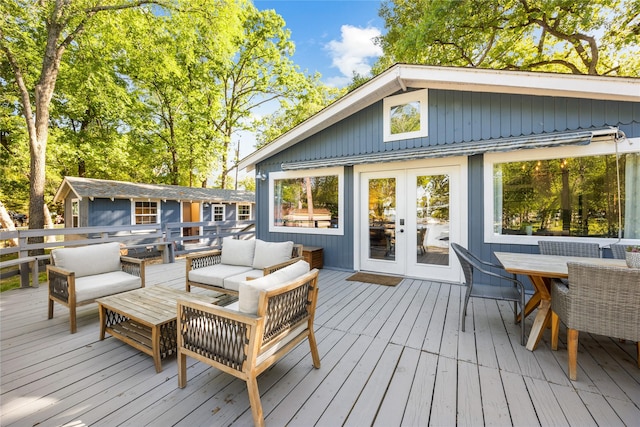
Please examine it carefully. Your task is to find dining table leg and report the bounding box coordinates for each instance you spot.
[525,275,552,351]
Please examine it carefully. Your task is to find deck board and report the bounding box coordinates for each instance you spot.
[1,260,639,426]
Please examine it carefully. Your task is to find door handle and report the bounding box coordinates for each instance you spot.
[398,229,404,233]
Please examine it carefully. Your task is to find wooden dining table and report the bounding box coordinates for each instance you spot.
[493,252,627,351]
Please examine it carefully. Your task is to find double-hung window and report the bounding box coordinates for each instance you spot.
[212,205,225,222]
[237,204,251,221]
[133,201,159,225]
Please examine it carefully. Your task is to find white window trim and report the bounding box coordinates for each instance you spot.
[131,199,161,225]
[484,136,640,246]
[71,199,80,228]
[236,203,252,221]
[211,204,225,222]
[269,166,344,235]
[383,89,428,142]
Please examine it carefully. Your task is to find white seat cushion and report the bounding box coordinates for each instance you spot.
[220,237,256,267]
[238,260,310,314]
[52,242,121,278]
[223,269,264,292]
[75,271,141,302]
[189,264,253,288]
[252,240,294,269]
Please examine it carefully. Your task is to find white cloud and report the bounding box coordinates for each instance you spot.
[325,25,382,86]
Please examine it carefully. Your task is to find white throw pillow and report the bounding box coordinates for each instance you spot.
[238,260,310,314]
[52,242,121,278]
[220,237,256,267]
[252,240,294,269]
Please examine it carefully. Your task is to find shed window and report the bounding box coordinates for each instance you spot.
[383,89,428,142]
[134,201,159,224]
[237,204,251,221]
[212,205,225,221]
[269,167,344,235]
[71,199,79,228]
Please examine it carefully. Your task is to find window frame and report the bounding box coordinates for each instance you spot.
[483,136,640,245]
[131,200,160,225]
[383,89,428,142]
[236,203,252,221]
[211,204,225,222]
[269,166,344,235]
[70,199,79,228]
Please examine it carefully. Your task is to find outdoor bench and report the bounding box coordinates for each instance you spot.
[186,238,302,296]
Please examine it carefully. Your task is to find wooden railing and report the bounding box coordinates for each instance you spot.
[164,220,255,256]
[0,220,255,288]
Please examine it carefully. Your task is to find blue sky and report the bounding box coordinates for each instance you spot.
[254,0,385,87]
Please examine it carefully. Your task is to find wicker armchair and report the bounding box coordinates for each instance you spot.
[551,262,640,380]
[47,242,145,333]
[538,241,601,258]
[177,267,320,427]
[452,243,527,345]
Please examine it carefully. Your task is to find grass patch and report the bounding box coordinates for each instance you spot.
[1,271,47,292]
[1,251,50,293]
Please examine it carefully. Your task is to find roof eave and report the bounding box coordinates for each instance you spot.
[239,64,640,171]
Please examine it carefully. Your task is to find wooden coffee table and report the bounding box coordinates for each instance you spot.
[96,286,220,372]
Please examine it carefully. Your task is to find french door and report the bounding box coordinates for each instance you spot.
[358,161,465,282]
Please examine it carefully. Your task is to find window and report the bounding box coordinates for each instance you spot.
[383,89,428,142]
[133,201,159,224]
[485,138,640,243]
[269,167,344,235]
[212,205,225,222]
[237,204,251,221]
[71,199,79,228]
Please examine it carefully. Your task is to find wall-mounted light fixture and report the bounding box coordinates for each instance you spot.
[257,171,267,181]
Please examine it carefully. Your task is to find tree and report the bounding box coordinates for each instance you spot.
[0,0,166,236]
[375,0,640,76]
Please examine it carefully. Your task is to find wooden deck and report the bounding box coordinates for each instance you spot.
[1,260,639,426]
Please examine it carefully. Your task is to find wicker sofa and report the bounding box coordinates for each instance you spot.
[47,242,145,333]
[550,262,640,380]
[177,260,320,427]
[186,238,302,296]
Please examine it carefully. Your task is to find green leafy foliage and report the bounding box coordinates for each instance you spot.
[375,0,639,76]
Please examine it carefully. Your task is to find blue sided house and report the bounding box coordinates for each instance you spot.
[239,64,640,284]
[53,176,255,232]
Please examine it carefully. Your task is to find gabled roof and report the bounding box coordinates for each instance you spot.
[239,64,640,171]
[53,177,255,204]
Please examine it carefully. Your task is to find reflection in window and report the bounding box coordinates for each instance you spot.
[416,174,449,265]
[494,153,639,238]
[390,101,420,134]
[274,175,339,229]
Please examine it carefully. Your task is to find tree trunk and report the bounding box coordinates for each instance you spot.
[0,202,18,246]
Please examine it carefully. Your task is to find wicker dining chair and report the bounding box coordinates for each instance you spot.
[551,262,640,381]
[452,243,527,345]
[538,241,601,258]
[610,243,627,260]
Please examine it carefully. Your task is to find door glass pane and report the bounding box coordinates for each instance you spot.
[416,174,449,265]
[368,178,396,260]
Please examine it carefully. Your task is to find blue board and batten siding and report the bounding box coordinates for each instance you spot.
[84,199,181,226]
[256,88,640,271]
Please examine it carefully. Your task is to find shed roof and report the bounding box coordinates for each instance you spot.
[53,177,255,204]
[239,64,640,171]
